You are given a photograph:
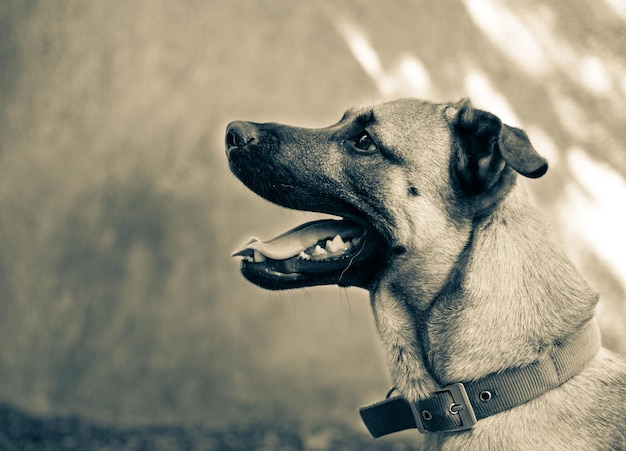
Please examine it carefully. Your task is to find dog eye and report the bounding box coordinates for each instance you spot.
[352,131,377,154]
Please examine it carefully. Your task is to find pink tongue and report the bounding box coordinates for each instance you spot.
[231,219,362,260]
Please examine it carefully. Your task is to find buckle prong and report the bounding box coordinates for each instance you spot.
[449,402,463,414]
[412,383,478,433]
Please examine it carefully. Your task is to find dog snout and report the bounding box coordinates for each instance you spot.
[225,121,258,155]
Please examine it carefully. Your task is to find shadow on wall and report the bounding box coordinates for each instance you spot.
[332,0,626,351]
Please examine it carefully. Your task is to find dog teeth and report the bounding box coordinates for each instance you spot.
[253,250,266,263]
[288,234,366,261]
[312,244,327,256]
[326,234,345,253]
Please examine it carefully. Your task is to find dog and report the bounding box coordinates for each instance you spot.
[225,98,626,450]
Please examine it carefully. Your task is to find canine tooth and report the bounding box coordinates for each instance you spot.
[253,250,266,262]
[312,245,326,256]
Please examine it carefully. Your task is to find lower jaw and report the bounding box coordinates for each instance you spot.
[258,251,362,273]
[240,263,335,289]
[239,247,381,290]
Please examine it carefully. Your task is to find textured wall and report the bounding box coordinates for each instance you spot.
[0,0,624,448]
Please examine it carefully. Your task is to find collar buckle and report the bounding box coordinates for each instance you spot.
[412,382,478,433]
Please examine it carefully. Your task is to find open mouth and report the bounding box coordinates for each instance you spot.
[231,218,381,289]
[225,119,387,290]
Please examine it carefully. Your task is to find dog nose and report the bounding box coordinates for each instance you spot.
[226,121,258,154]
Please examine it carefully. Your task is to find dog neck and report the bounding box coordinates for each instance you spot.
[371,183,598,402]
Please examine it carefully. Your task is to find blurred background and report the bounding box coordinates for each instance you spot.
[1,0,625,449]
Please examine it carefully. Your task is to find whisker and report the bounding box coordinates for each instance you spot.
[339,231,368,282]
[340,287,353,327]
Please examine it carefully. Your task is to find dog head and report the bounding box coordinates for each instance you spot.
[226,98,547,293]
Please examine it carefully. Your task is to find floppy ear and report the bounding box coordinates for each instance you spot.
[449,99,548,196]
